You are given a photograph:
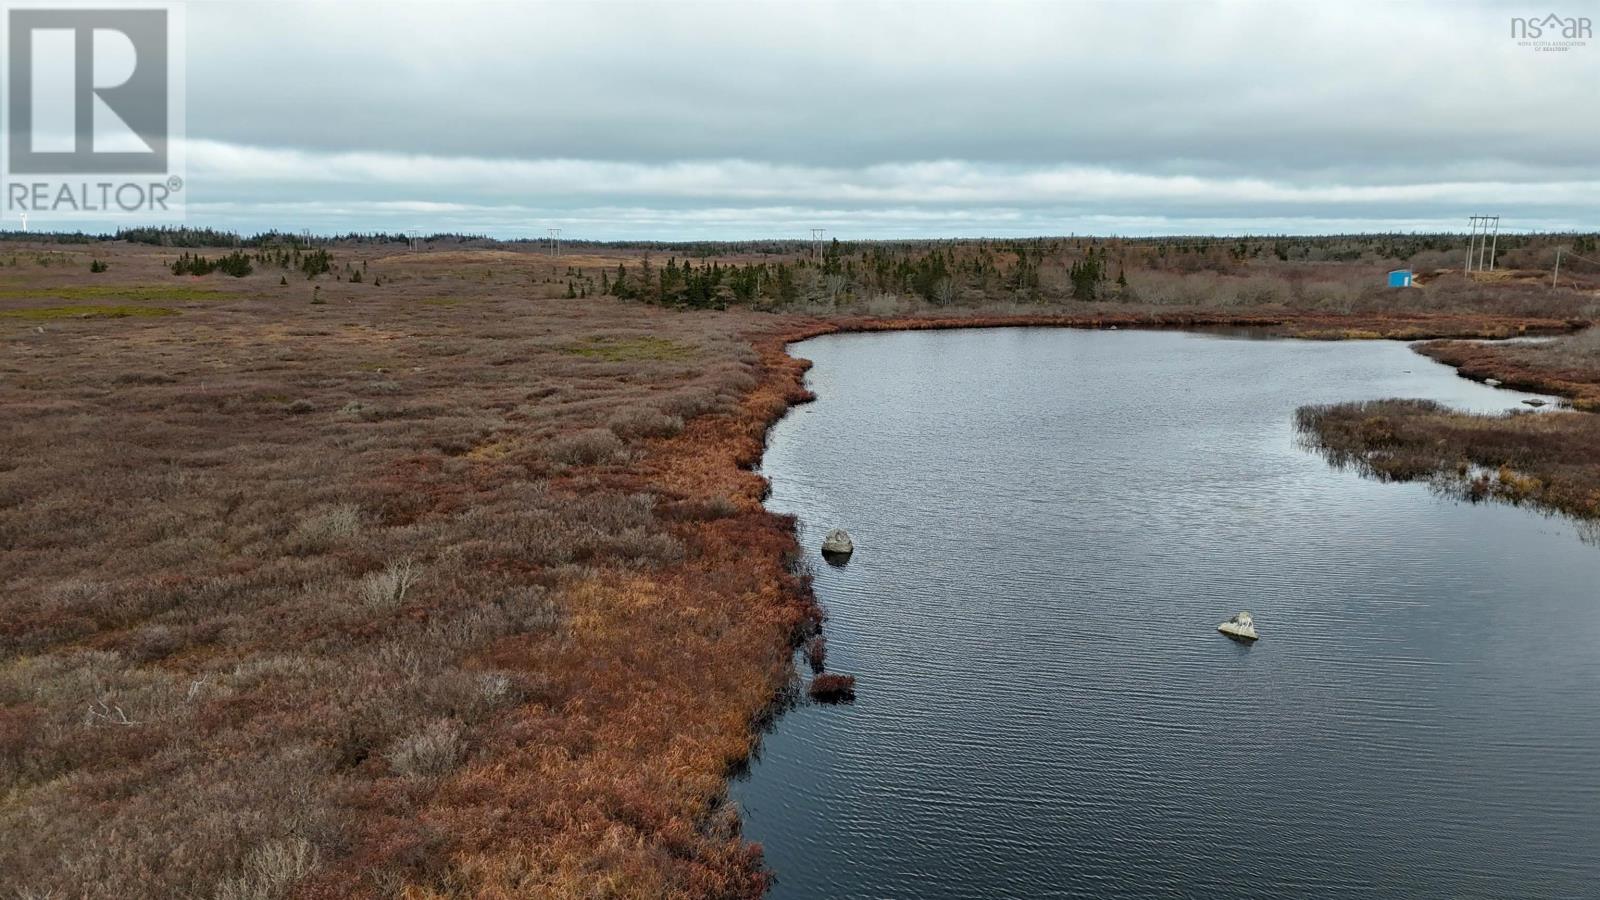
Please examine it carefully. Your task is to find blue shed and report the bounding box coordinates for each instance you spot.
[1387,269,1413,288]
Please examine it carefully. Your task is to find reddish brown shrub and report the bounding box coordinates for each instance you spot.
[803,636,826,673]
[808,674,855,703]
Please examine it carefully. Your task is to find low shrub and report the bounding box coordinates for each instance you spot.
[803,636,826,673]
[385,719,465,779]
[286,504,361,554]
[215,838,319,900]
[809,673,855,703]
[543,428,625,465]
[359,559,422,611]
[607,405,685,440]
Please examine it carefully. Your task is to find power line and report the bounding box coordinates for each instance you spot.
[1552,246,1600,289]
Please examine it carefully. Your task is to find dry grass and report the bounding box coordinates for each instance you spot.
[0,242,818,899]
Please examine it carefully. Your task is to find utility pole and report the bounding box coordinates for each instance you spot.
[1464,215,1500,274]
[407,229,420,252]
[811,227,825,260]
[548,228,561,258]
[1553,246,1562,288]
[19,213,26,233]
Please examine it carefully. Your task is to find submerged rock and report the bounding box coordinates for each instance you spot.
[1523,398,1548,407]
[821,528,854,557]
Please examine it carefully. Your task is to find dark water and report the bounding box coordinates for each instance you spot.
[732,329,1600,900]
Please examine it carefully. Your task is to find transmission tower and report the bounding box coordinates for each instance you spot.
[811,227,825,260]
[548,228,562,258]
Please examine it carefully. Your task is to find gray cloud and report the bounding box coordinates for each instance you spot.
[50,1,1600,235]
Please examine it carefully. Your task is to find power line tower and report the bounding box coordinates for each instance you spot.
[407,229,420,252]
[1465,215,1500,274]
[810,227,825,260]
[548,228,562,258]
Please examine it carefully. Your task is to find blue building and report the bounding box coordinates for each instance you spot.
[1387,269,1414,288]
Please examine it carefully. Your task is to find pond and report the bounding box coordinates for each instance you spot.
[733,328,1600,900]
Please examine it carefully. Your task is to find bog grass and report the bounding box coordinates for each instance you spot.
[0,285,227,302]
[562,335,699,361]
[0,303,178,320]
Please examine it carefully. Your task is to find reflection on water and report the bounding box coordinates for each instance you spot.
[733,328,1600,900]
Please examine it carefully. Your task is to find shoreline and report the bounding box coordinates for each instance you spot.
[1414,340,1600,412]
[765,309,1585,349]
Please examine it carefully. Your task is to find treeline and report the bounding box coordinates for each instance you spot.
[591,228,1600,310]
[0,230,99,244]
[6,227,1598,260]
[171,251,253,277]
[121,227,429,248]
[594,243,1113,309]
[169,246,334,279]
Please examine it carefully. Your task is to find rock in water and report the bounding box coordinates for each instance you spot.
[821,527,854,557]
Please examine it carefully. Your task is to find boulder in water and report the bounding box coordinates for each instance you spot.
[821,527,853,557]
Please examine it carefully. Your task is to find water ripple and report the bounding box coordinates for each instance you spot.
[734,329,1600,900]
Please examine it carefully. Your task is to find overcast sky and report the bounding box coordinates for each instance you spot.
[121,1,1600,237]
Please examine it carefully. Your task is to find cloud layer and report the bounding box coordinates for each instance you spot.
[42,1,1600,236]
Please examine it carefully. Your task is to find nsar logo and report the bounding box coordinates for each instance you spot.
[1510,12,1592,51]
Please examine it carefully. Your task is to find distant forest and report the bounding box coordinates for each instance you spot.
[585,234,1600,309]
[2,225,1596,309]
[0,225,1593,258]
